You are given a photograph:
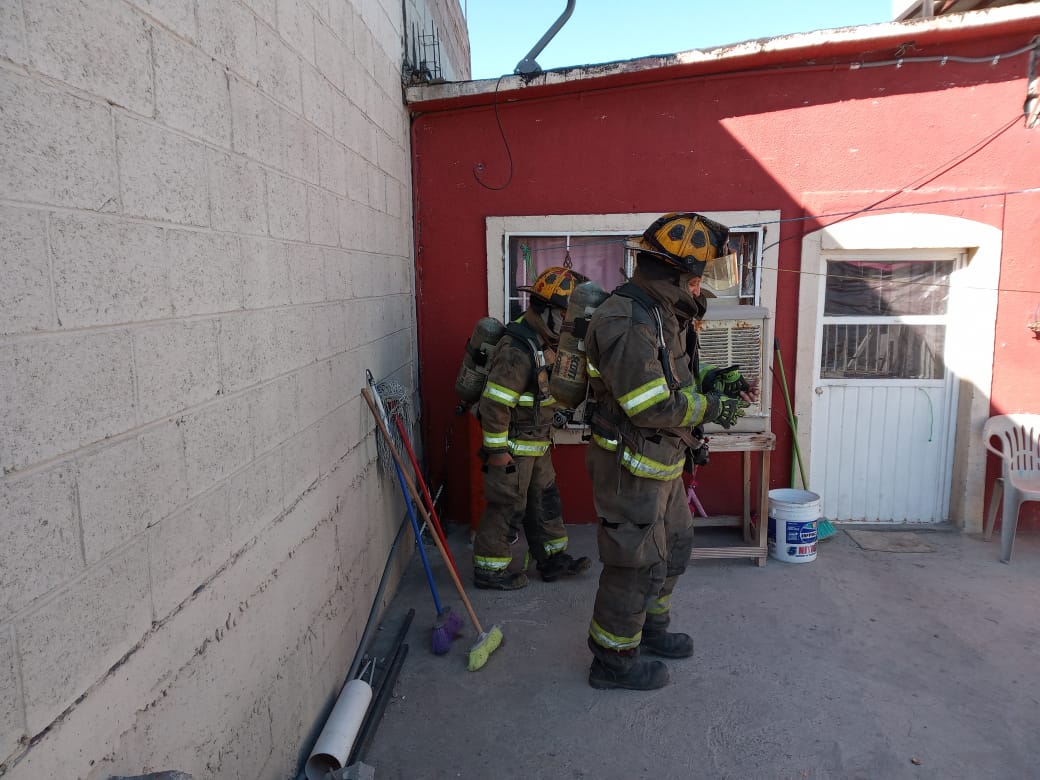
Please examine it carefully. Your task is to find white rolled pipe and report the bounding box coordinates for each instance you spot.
[305,679,373,780]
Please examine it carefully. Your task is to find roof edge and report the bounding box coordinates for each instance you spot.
[406,4,1040,111]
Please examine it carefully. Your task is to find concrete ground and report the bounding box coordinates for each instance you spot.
[357,522,1040,780]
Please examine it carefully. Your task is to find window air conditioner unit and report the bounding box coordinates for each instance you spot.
[697,304,772,434]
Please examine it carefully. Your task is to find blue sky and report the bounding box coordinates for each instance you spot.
[464,0,897,80]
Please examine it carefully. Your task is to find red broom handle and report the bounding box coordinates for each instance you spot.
[394,416,459,577]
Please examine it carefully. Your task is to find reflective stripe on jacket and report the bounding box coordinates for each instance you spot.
[478,320,554,457]
[584,278,708,480]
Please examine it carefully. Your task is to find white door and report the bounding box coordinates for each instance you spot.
[809,253,961,523]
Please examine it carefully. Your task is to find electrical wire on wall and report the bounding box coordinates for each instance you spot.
[472,76,514,191]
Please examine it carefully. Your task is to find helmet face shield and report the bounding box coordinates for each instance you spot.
[625,212,730,275]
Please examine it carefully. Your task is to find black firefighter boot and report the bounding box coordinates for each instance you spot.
[473,569,529,590]
[587,640,669,691]
[536,552,592,582]
[640,628,694,659]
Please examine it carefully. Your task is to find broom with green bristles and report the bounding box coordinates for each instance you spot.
[362,387,504,671]
[773,339,837,541]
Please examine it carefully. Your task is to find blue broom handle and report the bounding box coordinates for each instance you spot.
[395,450,444,614]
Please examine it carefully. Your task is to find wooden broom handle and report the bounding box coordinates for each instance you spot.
[361,388,484,634]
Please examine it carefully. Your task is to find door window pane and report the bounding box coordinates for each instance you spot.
[820,323,946,379]
[825,260,953,316]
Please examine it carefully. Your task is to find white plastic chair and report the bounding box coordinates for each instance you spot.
[982,413,1040,563]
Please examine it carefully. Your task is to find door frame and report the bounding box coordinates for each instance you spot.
[796,213,1001,531]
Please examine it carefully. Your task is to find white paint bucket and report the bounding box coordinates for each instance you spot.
[767,488,821,563]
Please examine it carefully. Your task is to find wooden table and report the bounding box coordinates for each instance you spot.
[689,431,775,567]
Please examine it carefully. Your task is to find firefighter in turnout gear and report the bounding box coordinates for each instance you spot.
[584,213,758,690]
[472,266,594,590]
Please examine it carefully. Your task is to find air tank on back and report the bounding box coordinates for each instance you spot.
[550,280,608,408]
[454,316,506,413]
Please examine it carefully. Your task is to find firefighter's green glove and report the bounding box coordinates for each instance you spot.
[701,364,750,397]
[706,393,748,429]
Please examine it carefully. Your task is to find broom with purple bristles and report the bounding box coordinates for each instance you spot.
[367,372,462,655]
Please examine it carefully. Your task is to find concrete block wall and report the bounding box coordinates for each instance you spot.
[0,0,467,777]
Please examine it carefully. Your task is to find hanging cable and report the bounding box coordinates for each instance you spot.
[473,76,514,191]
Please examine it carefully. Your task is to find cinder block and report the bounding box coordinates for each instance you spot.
[317,133,347,197]
[0,72,118,210]
[313,300,348,359]
[134,319,221,422]
[322,248,354,302]
[302,65,335,136]
[270,307,318,375]
[209,150,267,235]
[246,0,276,27]
[352,17,373,79]
[229,76,283,168]
[280,424,323,516]
[166,229,243,317]
[314,20,345,91]
[181,396,255,495]
[217,311,273,391]
[267,172,309,241]
[198,0,259,83]
[148,485,230,621]
[337,198,368,251]
[116,115,211,227]
[366,165,386,212]
[0,625,24,761]
[240,237,292,310]
[0,1,27,65]
[285,243,325,305]
[136,0,198,40]
[328,1,356,45]
[154,30,232,148]
[250,375,300,456]
[0,467,81,621]
[17,538,151,733]
[0,331,136,472]
[227,449,284,550]
[308,186,340,247]
[277,0,316,65]
[51,213,169,327]
[256,23,302,113]
[283,110,319,184]
[77,423,188,564]
[0,206,53,335]
[334,97,375,162]
[317,401,355,476]
[343,147,369,205]
[23,0,153,115]
[297,359,334,429]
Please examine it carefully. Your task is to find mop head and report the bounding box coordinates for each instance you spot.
[466,625,503,671]
[373,379,410,476]
[431,608,464,655]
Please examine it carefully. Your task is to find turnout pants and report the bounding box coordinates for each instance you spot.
[473,451,567,573]
[586,442,694,658]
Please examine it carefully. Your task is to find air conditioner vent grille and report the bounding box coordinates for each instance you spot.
[698,319,763,415]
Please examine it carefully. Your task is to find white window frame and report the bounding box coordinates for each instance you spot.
[484,211,781,322]
[484,211,781,444]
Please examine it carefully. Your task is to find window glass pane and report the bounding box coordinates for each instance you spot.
[508,229,761,319]
[508,235,627,320]
[824,260,953,316]
[820,323,946,379]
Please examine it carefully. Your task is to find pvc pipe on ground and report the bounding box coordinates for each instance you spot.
[304,679,373,780]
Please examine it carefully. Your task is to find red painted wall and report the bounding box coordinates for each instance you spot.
[408,28,1040,531]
